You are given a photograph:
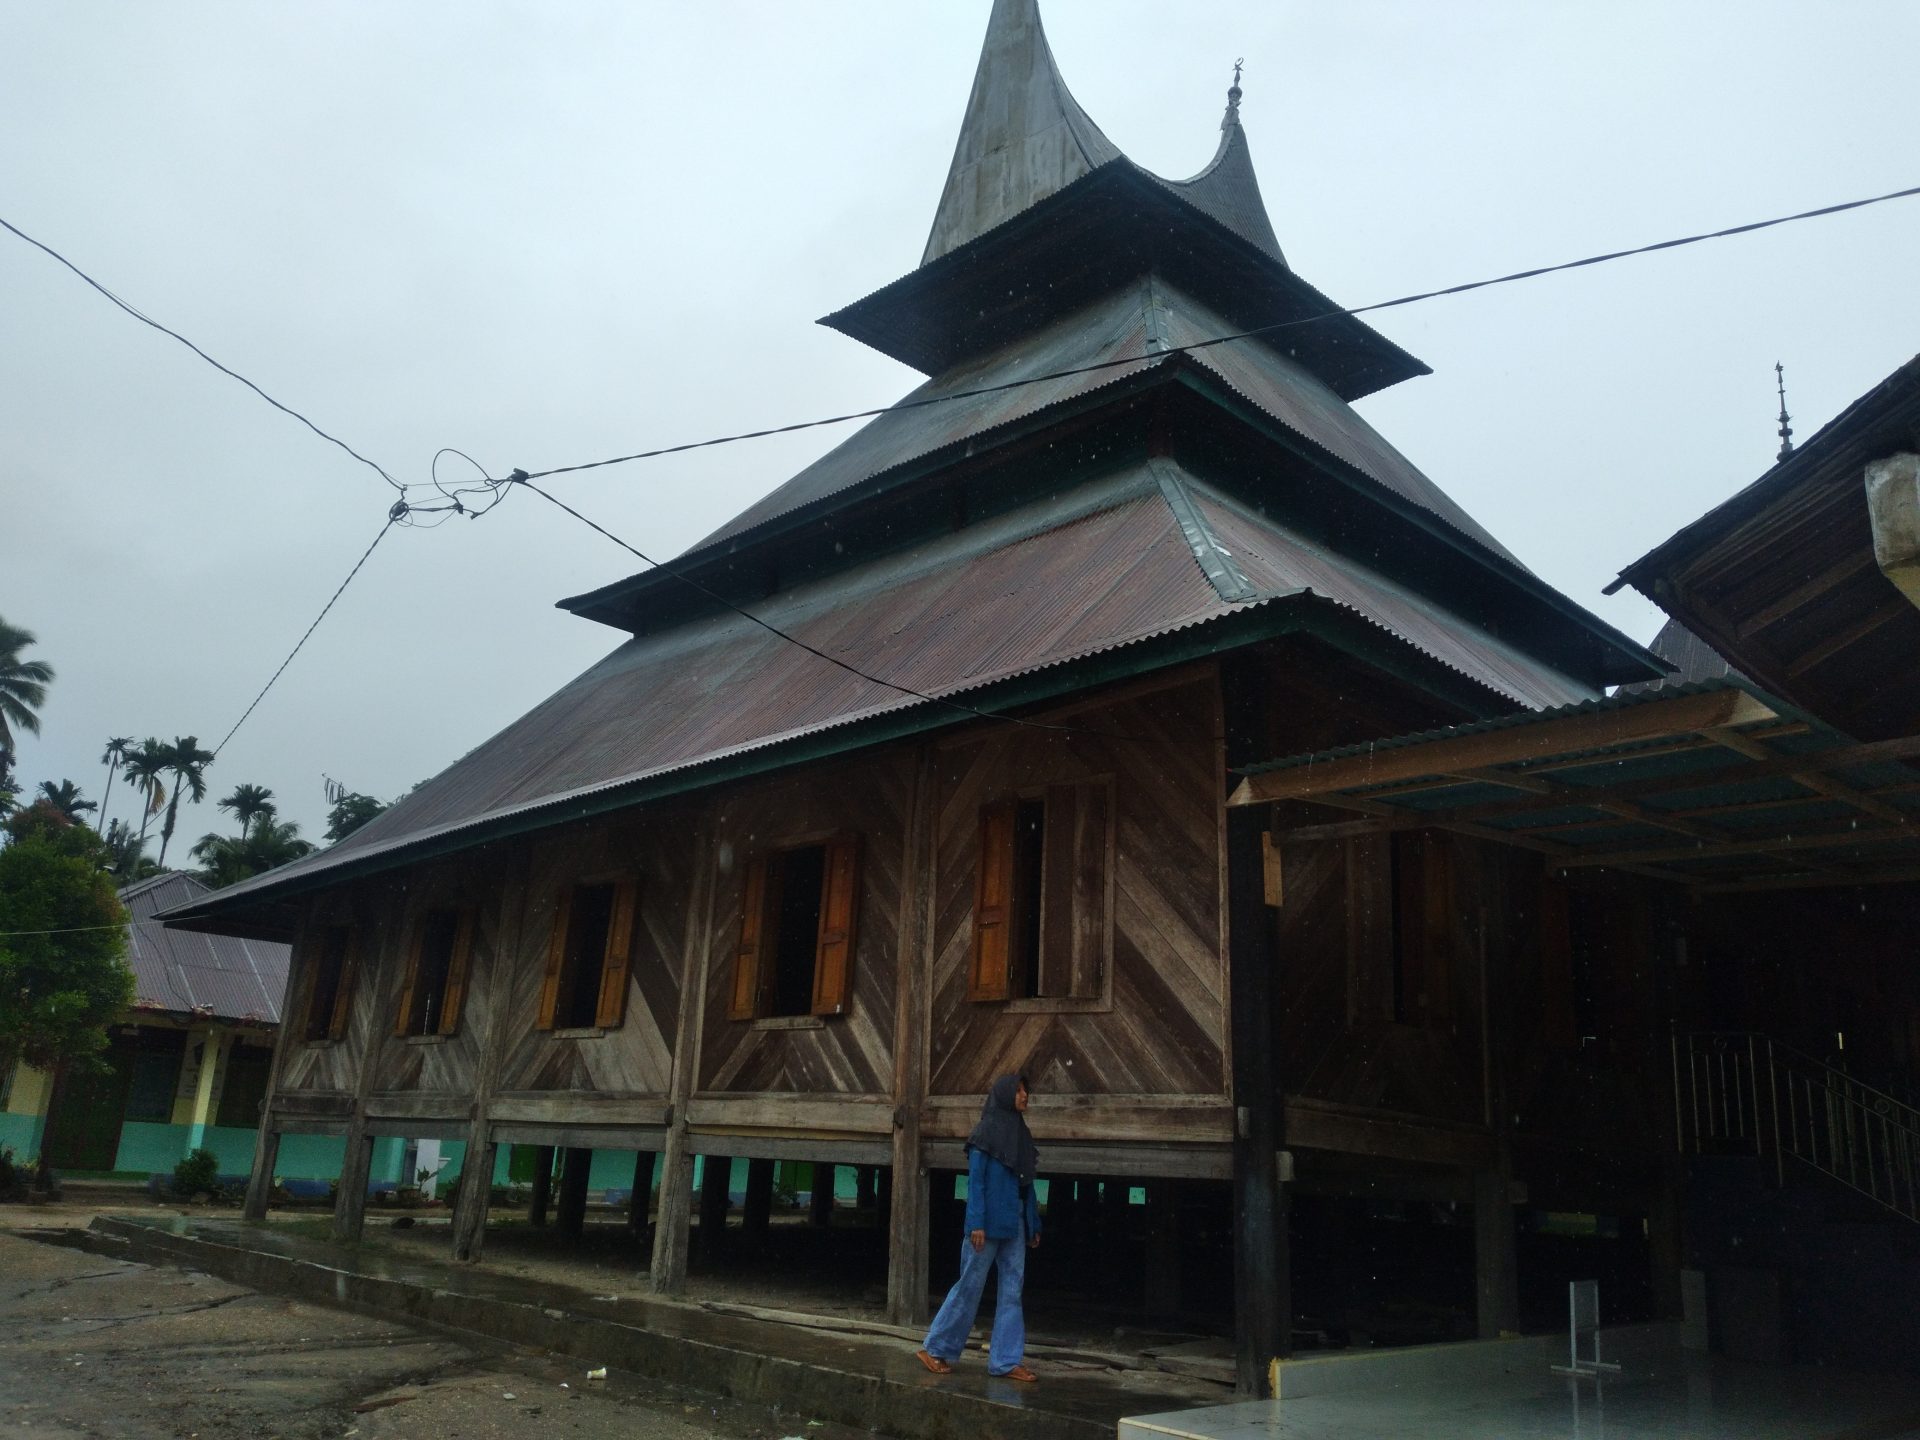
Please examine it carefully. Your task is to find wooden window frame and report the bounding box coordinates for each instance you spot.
[726,831,863,1022]
[967,778,1115,1012]
[536,871,641,1033]
[299,924,358,1043]
[393,905,477,1040]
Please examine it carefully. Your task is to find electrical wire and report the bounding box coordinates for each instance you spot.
[0,213,409,495]
[509,476,1177,746]
[211,514,398,757]
[503,180,1920,485]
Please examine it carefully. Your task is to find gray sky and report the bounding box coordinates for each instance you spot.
[6,1,1917,852]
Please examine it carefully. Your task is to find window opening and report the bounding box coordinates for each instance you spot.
[555,883,616,1029]
[305,927,351,1040]
[769,845,827,1018]
[404,909,461,1036]
[1012,799,1046,998]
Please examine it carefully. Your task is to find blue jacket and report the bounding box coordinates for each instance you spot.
[964,1146,1041,1241]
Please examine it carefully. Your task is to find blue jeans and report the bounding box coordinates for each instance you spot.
[922,1227,1028,1374]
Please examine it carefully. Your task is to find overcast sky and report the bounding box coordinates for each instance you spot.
[5,1,1916,853]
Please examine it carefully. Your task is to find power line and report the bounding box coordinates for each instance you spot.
[211,514,399,757]
[0,212,407,494]
[504,180,1920,485]
[509,476,1176,746]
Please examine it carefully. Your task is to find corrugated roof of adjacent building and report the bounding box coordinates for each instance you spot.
[122,871,289,1022]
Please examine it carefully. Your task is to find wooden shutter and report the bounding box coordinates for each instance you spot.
[968,802,1017,1001]
[437,909,477,1036]
[393,921,427,1038]
[536,889,573,1030]
[326,929,359,1042]
[595,879,639,1029]
[811,834,863,1016]
[727,858,772,1021]
[1040,782,1110,999]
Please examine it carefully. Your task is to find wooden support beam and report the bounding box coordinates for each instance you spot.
[451,1137,496,1261]
[1473,1168,1519,1339]
[1699,862,1920,894]
[1736,551,1875,637]
[1705,727,1908,823]
[1785,595,1909,677]
[810,1165,836,1228]
[1227,803,1287,1394]
[243,1128,281,1223]
[626,1151,656,1233]
[1230,689,1777,806]
[1144,1181,1182,1316]
[527,1145,555,1227]
[556,1147,592,1238]
[652,815,720,1296]
[1556,820,1917,870]
[887,749,936,1328]
[742,1158,776,1239]
[331,1129,373,1242]
[696,1155,733,1262]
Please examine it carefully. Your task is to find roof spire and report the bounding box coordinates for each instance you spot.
[1775,361,1794,461]
[1224,58,1244,129]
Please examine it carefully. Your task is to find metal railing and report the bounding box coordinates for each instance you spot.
[1672,1030,1920,1224]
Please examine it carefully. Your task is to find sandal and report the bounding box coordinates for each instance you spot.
[914,1349,953,1375]
[996,1364,1038,1383]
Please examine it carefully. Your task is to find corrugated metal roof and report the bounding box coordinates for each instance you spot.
[1618,617,1744,696]
[683,276,1519,568]
[167,461,1583,923]
[121,872,289,1022]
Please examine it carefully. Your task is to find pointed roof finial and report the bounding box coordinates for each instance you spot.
[1224,58,1244,128]
[1775,361,1794,461]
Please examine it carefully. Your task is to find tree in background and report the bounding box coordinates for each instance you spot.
[102,819,160,884]
[215,782,275,838]
[34,780,95,824]
[0,807,133,1074]
[121,740,169,853]
[154,736,215,868]
[0,618,53,756]
[97,736,134,833]
[191,814,314,889]
[324,790,388,843]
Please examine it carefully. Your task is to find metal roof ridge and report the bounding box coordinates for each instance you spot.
[1150,458,1256,604]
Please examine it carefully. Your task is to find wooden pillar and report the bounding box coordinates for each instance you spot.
[528,1145,555,1226]
[886,748,936,1327]
[556,1147,592,1238]
[855,1165,877,1211]
[810,1164,836,1227]
[1145,1180,1182,1315]
[1473,1168,1520,1338]
[451,1137,495,1261]
[627,1151,656,1233]
[651,815,719,1296]
[742,1158,776,1239]
[876,1164,893,1233]
[1649,1161,1685,1320]
[331,1128,374,1242]
[1227,800,1288,1394]
[697,1154,733,1261]
[243,1129,281,1222]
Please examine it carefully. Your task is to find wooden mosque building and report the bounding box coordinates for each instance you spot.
[163,0,1710,1391]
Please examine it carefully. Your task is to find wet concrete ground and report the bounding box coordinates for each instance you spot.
[0,1228,875,1440]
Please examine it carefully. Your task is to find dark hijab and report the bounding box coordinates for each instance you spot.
[966,1072,1038,1185]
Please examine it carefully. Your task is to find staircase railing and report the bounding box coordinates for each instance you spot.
[1671,1029,1920,1224]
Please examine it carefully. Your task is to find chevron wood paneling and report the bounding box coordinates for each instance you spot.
[928,677,1228,1100]
[695,756,913,1096]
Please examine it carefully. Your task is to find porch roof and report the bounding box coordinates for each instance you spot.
[1229,681,1920,893]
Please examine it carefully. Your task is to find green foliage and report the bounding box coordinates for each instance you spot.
[324,791,387,843]
[155,736,215,868]
[0,831,134,1072]
[35,780,95,823]
[173,1147,220,1196]
[191,816,314,889]
[102,819,160,884]
[0,617,54,753]
[216,783,275,837]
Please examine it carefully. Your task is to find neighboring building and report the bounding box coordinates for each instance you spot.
[2,872,306,1176]
[155,0,1920,1391]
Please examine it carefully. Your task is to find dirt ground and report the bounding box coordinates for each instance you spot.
[0,1210,880,1440]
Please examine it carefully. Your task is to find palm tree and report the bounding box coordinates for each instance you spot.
[35,779,96,823]
[191,815,313,888]
[0,617,54,754]
[104,818,160,883]
[156,735,215,867]
[121,739,170,851]
[98,736,134,832]
[216,782,275,838]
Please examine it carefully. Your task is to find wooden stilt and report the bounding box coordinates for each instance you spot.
[1473,1167,1520,1338]
[557,1147,592,1238]
[1145,1180,1182,1316]
[451,1135,495,1261]
[332,1127,373,1242]
[627,1151,656,1233]
[742,1157,775,1238]
[810,1164,836,1227]
[855,1165,877,1211]
[650,1127,695,1292]
[243,1128,281,1222]
[885,747,935,1327]
[527,1144,555,1226]
[696,1154,733,1262]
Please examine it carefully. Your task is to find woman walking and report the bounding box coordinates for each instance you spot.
[915,1073,1041,1383]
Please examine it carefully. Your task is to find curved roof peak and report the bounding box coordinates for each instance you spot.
[922,0,1283,266]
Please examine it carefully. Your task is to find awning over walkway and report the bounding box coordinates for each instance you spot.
[1229,682,1920,893]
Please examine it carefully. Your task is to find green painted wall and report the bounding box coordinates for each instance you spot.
[275,1133,346,1180]
[0,1112,42,1159]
